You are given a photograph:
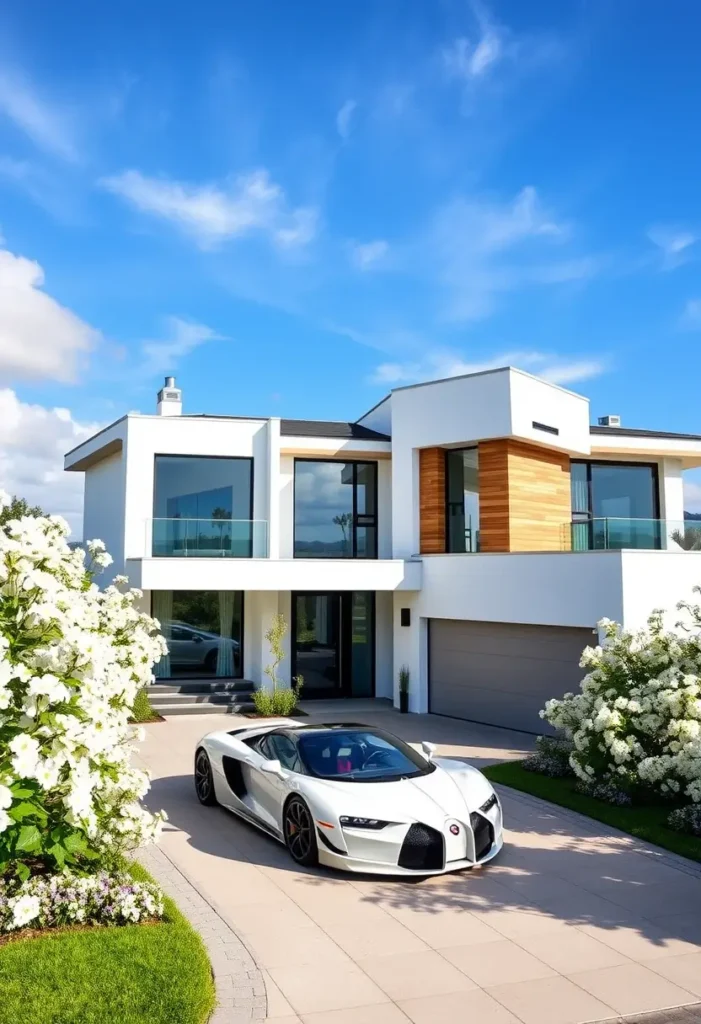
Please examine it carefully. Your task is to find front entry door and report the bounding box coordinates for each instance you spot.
[292,592,375,699]
[293,593,342,698]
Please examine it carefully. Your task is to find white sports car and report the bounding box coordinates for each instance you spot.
[194,719,503,875]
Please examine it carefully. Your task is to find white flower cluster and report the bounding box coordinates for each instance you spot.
[541,605,701,803]
[0,870,164,932]
[0,495,168,869]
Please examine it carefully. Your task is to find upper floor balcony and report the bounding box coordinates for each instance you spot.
[568,518,701,552]
[150,518,269,558]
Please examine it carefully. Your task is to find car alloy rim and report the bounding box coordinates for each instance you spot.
[285,800,312,860]
[195,752,211,800]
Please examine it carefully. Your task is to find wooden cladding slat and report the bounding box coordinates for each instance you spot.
[419,447,446,554]
[477,440,510,552]
[479,439,572,552]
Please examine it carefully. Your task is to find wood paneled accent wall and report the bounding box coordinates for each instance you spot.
[478,439,572,552]
[419,447,446,554]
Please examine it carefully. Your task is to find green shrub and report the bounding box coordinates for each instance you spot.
[130,690,160,723]
[251,686,301,717]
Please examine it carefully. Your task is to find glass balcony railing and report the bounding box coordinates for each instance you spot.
[569,518,701,552]
[150,518,268,558]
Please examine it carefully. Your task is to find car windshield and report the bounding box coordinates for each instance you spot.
[296,729,434,782]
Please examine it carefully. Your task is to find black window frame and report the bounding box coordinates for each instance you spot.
[152,453,255,557]
[444,446,480,554]
[293,458,378,559]
[571,460,661,519]
[571,459,661,550]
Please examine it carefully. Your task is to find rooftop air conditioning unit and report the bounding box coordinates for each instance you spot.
[598,414,621,427]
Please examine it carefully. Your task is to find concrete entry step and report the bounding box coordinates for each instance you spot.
[154,701,256,716]
[150,680,255,694]
[149,691,255,706]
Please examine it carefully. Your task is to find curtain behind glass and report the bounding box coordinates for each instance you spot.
[216,591,236,677]
[152,591,173,678]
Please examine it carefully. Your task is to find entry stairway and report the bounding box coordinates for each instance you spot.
[148,680,256,716]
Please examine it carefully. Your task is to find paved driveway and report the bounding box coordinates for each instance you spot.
[136,708,701,1024]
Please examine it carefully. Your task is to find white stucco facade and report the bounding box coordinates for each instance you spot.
[65,367,701,719]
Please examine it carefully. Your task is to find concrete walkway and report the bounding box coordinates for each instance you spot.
[136,708,701,1024]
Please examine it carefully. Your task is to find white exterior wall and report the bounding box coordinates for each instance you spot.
[660,457,685,523]
[123,415,270,561]
[82,451,126,580]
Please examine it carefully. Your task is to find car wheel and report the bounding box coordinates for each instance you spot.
[283,797,318,867]
[194,749,218,806]
[204,649,218,673]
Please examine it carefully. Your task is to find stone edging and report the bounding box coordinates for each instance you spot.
[138,844,266,1023]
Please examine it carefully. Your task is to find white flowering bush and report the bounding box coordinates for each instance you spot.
[0,491,167,882]
[0,869,164,932]
[541,599,701,804]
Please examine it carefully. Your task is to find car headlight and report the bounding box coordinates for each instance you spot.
[339,816,390,830]
[479,793,498,813]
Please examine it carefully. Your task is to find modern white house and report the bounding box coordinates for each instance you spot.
[64,368,701,732]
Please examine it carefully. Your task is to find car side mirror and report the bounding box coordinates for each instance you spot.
[192,635,203,643]
[421,741,436,761]
[260,758,283,776]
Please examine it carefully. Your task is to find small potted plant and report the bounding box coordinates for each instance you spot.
[398,665,410,714]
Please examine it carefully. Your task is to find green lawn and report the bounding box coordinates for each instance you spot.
[484,760,701,865]
[0,862,215,1024]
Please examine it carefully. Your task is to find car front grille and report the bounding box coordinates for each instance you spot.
[398,823,445,871]
[470,811,494,861]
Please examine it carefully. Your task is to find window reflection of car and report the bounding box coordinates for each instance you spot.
[165,622,240,673]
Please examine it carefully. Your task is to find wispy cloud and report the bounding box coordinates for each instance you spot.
[0,240,98,382]
[647,224,698,271]
[371,349,607,387]
[681,298,701,330]
[0,72,79,162]
[336,99,357,140]
[350,239,389,270]
[100,168,318,250]
[425,186,597,321]
[141,316,226,376]
[441,1,564,112]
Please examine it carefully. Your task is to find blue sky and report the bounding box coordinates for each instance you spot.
[1,0,701,528]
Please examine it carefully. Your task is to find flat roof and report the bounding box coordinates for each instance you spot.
[280,419,390,441]
[590,425,701,442]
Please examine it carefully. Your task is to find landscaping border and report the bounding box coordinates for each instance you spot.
[138,845,266,1024]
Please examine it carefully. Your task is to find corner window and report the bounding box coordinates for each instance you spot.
[446,448,480,553]
[152,590,244,679]
[294,460,378,558]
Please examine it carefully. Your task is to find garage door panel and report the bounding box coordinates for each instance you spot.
[429,619,592,734]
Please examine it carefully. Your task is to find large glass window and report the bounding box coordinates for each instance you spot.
[571,462,660,550]
[446,447,480,553]
[294,460,378,558]
[153,456,253,556]
[152,590,243,679]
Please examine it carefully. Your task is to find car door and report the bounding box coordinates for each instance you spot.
[248,734,301,832]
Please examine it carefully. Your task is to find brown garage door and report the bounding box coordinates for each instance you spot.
[429,619,594,734]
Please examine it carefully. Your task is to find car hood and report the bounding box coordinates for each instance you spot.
[304,759,494,826]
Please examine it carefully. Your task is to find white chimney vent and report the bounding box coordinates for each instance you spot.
[157,376,182,416]
[598,414,621,428]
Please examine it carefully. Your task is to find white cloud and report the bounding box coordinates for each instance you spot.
[371,349,607,388]
[336,99,357,140]
[428,186,583,321]
[443,31,502,80]
[680,299,701,330]
[0,389,99,536]
[647,225,698,270]
[0,244,98,382]
[141,316,226,376]
[0,72,79,162]
[100,168,318,250]
[350,239,389,270]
